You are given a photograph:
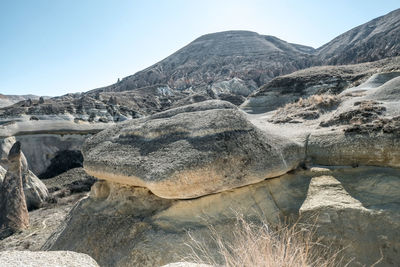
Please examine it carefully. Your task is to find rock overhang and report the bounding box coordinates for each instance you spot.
[82,100,305,199]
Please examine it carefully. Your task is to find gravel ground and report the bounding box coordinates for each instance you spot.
[0,192,87,251]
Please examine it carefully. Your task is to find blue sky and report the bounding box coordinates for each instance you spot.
[0,0,399,96]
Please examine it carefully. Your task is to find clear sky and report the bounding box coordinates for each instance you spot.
[0,0,399,96]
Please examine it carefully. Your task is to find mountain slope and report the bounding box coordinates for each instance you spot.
[93,31,315,101]
[0,94,43,108]
[317,8,400,65]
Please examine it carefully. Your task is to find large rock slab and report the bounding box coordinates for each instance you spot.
[300,173,400,266]
[0,251,99,267]
[83,100,304,199]
[23,170,49,210]
[308,130,400,168]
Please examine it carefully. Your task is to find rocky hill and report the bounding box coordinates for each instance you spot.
[317,8,400,64]
[0,94,44,108]
[91,31,316,104]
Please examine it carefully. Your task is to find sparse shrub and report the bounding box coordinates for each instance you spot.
[285,94,340,111]
[271,94,341,123]
[184,214,343,267]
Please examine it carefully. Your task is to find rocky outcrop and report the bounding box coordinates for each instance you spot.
[0,137,49,209]
[92,31,315,100]
[305,69,400,168]
[0,142,29,238]
[43,167,96,202]
[300,172,400,266]
[0,125,104,177]
[43,171,311,266]
[0,94,44,108]
[83,100,304,199]
[44,165,400,266]
[0,251,99,267]
[22,170,49,210]
[241,57,400,113]
[307,130,400,168]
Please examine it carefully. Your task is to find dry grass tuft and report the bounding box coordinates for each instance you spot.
[270,94,341,123]
[285,94,340,110]
[185,214,344,267]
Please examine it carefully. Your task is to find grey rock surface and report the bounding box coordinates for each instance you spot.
[0,142,29,238]
[83,100,304,199]
[300,173,400,266]
[92,31,315,99]
[242,57,400,113]
[22,170,49,210]
[0,137,49,209]
[0,250,99,267]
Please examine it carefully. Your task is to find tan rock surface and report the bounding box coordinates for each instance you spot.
[83,100,304,199]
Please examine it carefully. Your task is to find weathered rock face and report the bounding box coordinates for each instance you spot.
[300,171,400,266]
[0,142,29,238]
[43,171,311,266]
[305,70,400,168]
[22,170,49,210]
[317,8,400,65]
[307,130,400,168]
[93,31,315,99]
[44,166,400,266]
[0,89,180,123]
[0,137,49,209]
[0,251,99,267]
[241,57,400,113]
[13,134,88,177]
[0,94,44,108]
[83,100,304,199]
[0,166,5,183]
[0,123,104,177]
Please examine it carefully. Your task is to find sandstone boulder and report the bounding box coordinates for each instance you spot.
[300,172,400,266]
[83,100,304,199]
[23,170,49,210]
[0,251,99,267]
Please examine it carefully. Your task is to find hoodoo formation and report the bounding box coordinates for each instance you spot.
[0,142,29,238]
